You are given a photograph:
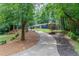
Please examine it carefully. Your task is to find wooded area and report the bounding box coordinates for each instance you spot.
[0,3,79,43]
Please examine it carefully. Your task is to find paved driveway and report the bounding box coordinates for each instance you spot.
[12,31,59,56]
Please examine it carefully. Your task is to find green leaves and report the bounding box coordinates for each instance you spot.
[17,3,34,21]
[61,3,79,20]
[0,3,35,28]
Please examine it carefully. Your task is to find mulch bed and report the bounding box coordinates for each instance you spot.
[0,31,39,56]
[53,33,78,56]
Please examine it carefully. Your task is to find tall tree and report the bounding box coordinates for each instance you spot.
[0,3,35,41]
[18,3,35,41]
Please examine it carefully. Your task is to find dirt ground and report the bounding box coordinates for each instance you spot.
[0,31,39,56]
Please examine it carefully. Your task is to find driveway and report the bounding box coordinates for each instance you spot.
[12,31,60,56]
[12,31,78,56]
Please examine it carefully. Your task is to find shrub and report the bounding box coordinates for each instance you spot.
[10,33,19,41]
[0,40,6,45]
[10,37,16,41]
[77,38,79,42]
[15,33,19,37]
[67,32,78,41]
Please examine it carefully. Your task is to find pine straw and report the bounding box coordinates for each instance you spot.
[0,31,39,56]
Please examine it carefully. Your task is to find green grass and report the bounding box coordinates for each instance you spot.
[33,28,64,33]
[33,28,52,33]
[73,41,79,53]
[66,32,79,54]
[0,34,16,42]
[70,39,79,54]
[52,30,64,33]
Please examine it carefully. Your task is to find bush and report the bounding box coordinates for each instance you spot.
[67,32,78,40]
[15,33,19,37]
[0,40,6,45]
[77,38,79,42]
[10,33,19,41]
[10,36,16,41]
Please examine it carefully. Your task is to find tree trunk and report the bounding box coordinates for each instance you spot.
[21,19,26,41]
[26,24,28,32]
[16,25,19,31]
[60,17,65,30]
[8,26,10,32]
[13,25,16,33]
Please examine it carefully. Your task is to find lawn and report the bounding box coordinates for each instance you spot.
[32,28,65,33]
[33,28,52,33]
[0,34,15,41]
[52,30,64,33]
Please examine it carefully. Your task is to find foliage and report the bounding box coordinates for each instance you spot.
[0,34,16,44]
[41,4,79,34]
[0,4,35,34]
[67,32,78,40]
[0,40,6,45]
[0,3,79,41]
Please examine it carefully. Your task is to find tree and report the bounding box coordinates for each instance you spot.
[0,3,35,41]
[40,3,79,33]
[17,3,35,41]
